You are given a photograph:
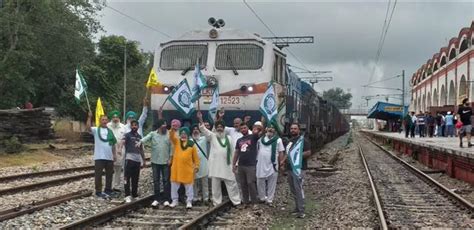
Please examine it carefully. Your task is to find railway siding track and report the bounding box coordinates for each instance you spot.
[358,134,473,229]
[0,190,91,221]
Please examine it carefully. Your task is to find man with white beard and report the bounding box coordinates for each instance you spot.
[197,111,241,206]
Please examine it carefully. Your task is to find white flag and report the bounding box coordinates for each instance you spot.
[259,82,278,123]
[208,87,219,122]
[287,135,304,176]
[168,78,195,117]
[74,69,87,102]
[191,63,208,102]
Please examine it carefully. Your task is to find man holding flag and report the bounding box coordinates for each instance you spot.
[86,98,117,199]
[283,123,311,219]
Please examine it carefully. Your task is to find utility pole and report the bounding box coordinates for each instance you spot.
[123,44,127,121]
[402,69,405,116]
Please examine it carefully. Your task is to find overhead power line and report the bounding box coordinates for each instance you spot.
[105,5,172,38]
[367,0,398,85]
[242,0,312,73]
[363,74,401,87]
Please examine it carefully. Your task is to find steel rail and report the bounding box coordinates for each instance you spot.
[0,166,93,182]
[0,190,92,221]
[358,144,388,230]
[0,157,151,182]
[364,135,474,211]
[59,194,154,230]
[178,200,232,230]
[0,172,94,196]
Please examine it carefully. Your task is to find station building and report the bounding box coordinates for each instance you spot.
[411,21,474,114]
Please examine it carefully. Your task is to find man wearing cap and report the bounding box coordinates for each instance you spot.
[125,97,149,137]
[169,126,200,209]
[197,111,241,206]
[140,119,172,208]
[107,110,126,192]
[256,123,285,206]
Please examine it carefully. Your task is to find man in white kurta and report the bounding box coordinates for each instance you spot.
[107,110,126,191]
[198,112,241,206]
[191,125,209,203]
[256,124,285,205]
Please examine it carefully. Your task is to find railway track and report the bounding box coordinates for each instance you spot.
[358,133,473,229]
[0,159,151,196]
[0,190,92,221]
[59,195,234,229]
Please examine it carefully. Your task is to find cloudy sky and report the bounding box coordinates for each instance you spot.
[99,0,474,110]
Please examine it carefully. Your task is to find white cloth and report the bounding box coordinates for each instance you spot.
[194,136,208,178]
[91,127,114,161]
[211,177,241,206]
[112,165,122,188]
[225,126,243,150]
[107,122,126,166]
[171,182,193,203]
[193,177,209,201]
[125,106,148,137]
[200,124,236,181]
[256,137,285,178]
[257,172,278,203]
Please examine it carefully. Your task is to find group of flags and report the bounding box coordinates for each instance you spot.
[74,64,303,176]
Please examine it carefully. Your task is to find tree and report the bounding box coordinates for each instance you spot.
[322,87,352,109]
[0,0,103,112]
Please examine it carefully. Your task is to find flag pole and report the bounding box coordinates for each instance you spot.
[84,89,92,113]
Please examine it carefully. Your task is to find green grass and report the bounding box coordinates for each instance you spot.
[0,150,65,168]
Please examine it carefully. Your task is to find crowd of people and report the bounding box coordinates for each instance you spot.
[402,98,473,148]
[85,98,311,218]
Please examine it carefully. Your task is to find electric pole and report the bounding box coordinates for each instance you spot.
[123,44,127,121]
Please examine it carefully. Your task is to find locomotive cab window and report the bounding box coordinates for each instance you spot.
[160,44,208,70]
[215,44,264,70]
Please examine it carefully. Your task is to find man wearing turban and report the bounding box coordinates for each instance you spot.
[125,97,149,137]
[107,110,126,192]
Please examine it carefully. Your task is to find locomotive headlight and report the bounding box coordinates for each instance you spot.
[163,86,170,92]
[247,86,254,92]
[209,29,218,39]
[240,85,248,92]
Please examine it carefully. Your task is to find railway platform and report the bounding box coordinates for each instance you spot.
[361,130,474,185]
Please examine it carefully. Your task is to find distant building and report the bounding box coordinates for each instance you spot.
[410,21,473,113]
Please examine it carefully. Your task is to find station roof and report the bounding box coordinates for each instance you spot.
[367,101,408,121]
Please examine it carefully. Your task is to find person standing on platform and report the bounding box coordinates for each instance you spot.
[256,123,285,206]
[197,111,241,206]
[426,112,435,138]
[417,111,426,137]
[191,124,209,204]
[403,112,413,138]
[445,111,455,137]
[232,122,262,205]
[283,123,311,219]
[410,112,417,138]
[457,98,473,148]
[107,110,126,192]
[139,119,172,208]
[435,112,443,137]
[169,127,200,209]
[122,120,145,203]
[86,112,117,199]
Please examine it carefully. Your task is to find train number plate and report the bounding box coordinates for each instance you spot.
[220,96,241,105]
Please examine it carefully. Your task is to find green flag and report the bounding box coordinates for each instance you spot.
[74,69,88,102]
[168,78,195,117]
[259,81,278,123]
[287,135,304,176]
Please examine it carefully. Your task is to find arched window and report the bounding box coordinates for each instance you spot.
[433,62,438,72]
[459,39,468,53]
[449,48,456,60]
[440,56,447,66]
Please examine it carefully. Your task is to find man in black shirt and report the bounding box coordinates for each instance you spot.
[457,98,473,147]
[232,122,261,205]
[283,123,311,218]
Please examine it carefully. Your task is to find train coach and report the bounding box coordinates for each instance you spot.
[149,19,349,147]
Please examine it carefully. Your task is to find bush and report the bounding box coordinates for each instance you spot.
[3,136,26,154]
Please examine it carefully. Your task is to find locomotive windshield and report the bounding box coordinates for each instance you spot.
[215,44,264,70]
[160,44,208,70]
